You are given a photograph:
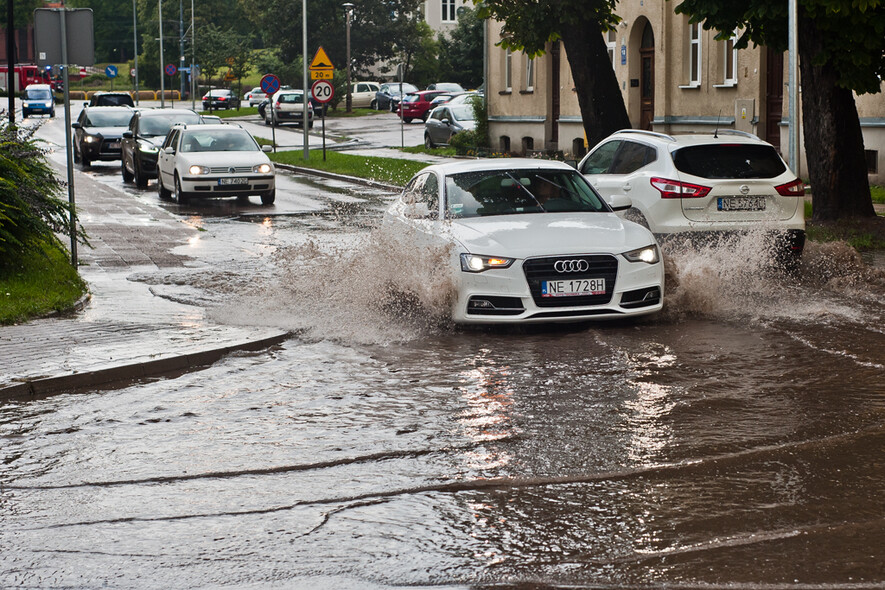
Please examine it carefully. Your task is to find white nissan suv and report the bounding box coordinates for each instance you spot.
[577,130,806,261]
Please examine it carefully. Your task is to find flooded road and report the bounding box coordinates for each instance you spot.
[3,122,885,587]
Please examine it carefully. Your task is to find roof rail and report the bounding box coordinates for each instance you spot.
[616,129,677,142]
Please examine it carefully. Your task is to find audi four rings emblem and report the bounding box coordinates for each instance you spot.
[554,259,589,273]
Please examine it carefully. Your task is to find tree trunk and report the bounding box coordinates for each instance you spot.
[798,15,874,221]
[559,19,631,148]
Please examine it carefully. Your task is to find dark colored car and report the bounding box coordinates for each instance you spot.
[88,91,135,107]
[426,82,465,92]
[71,105,134,167]
[202,89,240,110]
[373,82,418,111]
[121,108,204,188]
[397,90,449,123]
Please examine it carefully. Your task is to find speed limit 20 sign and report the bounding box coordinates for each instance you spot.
[311,79,334,104]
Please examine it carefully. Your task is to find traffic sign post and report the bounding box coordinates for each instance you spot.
[311,79,334,160]
[105,64,117,90]
[165,63,177,106]
[260,74,281,152]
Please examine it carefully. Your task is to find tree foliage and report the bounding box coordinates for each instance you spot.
[437,7,484,89]
[0,120,79,263]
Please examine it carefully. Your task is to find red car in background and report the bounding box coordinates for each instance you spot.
[397,90,450,123]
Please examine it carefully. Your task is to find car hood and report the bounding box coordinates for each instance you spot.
[449,213,654,257]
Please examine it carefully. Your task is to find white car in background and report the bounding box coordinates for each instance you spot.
[156,123,276,205]
[381,159,664,324]
[243,86,267,107]
[265,89,314,128]
[577,129,806,261]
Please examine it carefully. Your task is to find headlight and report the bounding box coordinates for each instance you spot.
[252,163,273,174]
[460,253,515,273]
[188,165,210,175]
[622,244,660,264]
[138,143,159,153]
[83,134,98,143]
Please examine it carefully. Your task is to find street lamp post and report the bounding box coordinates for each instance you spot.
[343,2,354,113]
[133,0,139,105]
[158,0,165,107]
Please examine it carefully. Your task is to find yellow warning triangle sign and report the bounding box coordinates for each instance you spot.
[310,47,334,70]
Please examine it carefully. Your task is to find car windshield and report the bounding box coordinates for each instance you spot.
[445,169,608,218]
[26,89,52,100]
[85,110,133,127]
[673,144,788,179]
[278,93,304,104]
[181,130,258,152]
[449,105,474,121]
[140,113,203,136]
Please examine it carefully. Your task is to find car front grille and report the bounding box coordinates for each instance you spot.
[523,255,618,307]
[208,166,253,174]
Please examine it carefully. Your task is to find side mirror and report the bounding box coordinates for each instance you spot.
[606,194,632,212]
[164,146,175,154]
[122,131,133,138]
[261,145,273,152]
[71,122,81,129]
[442,118,451,125]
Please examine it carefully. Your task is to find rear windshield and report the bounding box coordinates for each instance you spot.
[93,94,134,106]
[278,93,304,104]
[673,144,787,179]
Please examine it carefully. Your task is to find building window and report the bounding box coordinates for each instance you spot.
[723,29,738,86]
[686,20,701,87]
[525,55,535,92]
[866,150,879,174]
[522,136,534,154]
[504,48,512,91]
[500,135,511,153]
[442,0,456,22]
[606,30,617,69]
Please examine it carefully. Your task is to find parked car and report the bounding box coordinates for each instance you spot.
[264,89,314,128]
[447,91,483,106]
[87,91,135,107]
[428,93,459,108]
[397,90,450,123]
[424,104,476,148]
[243,86,267,107]
[381,159,664,324]
[121,107,204,188]
[202,88,240,110]
[346,81,380,108]
[373,82,418,111]
[21,84,55,118]
[71,105,134,167]
[156,123,276,205]
[577,129,806,261]
[426,82,465,93]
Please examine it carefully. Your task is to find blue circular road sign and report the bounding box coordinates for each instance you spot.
[260,74,281,95]
[105,65,118,78]
[165,63,177,76]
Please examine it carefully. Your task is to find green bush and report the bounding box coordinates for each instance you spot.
[0,122,81,267]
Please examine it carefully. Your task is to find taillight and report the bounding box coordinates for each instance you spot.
[775,179,805,196]
[650,177,711,199]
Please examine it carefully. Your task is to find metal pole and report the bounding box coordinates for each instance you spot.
[133,0,139,105]
[190,0,195,111]
[788,0,800,176]
[344,3,353,113]
[7,0,15,127]
[59,9,77,267]
[179,0,184,100]
[302,0,308,160]
[159,0,165,107]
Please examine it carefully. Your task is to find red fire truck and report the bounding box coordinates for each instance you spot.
[0,64,53,92]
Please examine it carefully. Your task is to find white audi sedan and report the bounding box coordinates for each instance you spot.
[156,124,276,205]
[381,159,665,324]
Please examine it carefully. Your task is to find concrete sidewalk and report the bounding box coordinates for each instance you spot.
[0,167,289,401]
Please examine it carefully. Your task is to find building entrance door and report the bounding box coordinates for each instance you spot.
[639,22,655,130]
[766,47,784,151]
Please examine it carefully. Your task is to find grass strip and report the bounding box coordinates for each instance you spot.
[0,241,87,325]
[270,150,428,186]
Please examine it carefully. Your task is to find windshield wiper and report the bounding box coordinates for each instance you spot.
[504,172,546,212]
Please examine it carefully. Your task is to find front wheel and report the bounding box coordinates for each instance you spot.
[261,189,276,205]
[404,117,413,124]
[370,100,378,110]
[134,160,148,189]
[174,175,189,203]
